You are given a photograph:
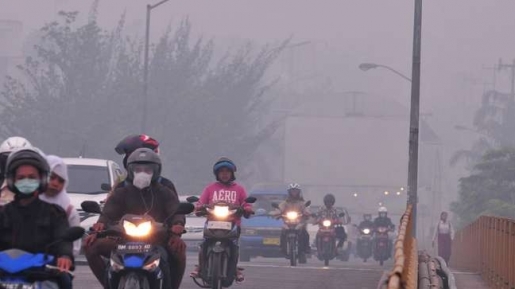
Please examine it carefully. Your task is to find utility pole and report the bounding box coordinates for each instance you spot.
[407,0,423,238]
[142,0,171,133]
[497,58,515,100]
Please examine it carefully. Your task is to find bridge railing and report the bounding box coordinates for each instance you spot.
[381,204,418,289]
[451,216,515,289]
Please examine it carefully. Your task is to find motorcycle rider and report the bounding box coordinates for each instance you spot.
[40,155,81,257]
[113,135,186,289]
[0,137,33,206]
[314,194,346,248]
[373,207,395,255]
[84,148,186,289]
[273,183,311,256]
[358,214,374,231]
[190,157,253,283]
[0,147,74,289]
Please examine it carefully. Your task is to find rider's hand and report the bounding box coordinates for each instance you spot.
[168,236,186,255]
[84,233,98,247]
[57,257,72,272]
[171,224,185,235]
[91,222,105,232]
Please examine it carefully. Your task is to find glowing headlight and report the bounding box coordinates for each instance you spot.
[143,258,160,271]
[213,205,230,218]
[286,211,299,220]
[123,220,152,237]
[363,228,371,234]
[322,220,332,227]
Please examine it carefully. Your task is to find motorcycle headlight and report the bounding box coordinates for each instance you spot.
[143,258,160,271]
[322,220,332,227]
[123,220,152,237]
[110,258,124,272]
[213,205,230,218]
[286,211,299,220]
[363,228,371,234]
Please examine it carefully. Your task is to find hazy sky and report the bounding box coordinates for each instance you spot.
[3,0,515,203]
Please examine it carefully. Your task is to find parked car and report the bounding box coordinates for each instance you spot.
[64,157,124,231]
[240,189,288,261]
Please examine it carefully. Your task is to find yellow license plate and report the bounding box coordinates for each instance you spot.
[263,238,280,245]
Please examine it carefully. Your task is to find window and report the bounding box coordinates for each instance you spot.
[67,165,110,194]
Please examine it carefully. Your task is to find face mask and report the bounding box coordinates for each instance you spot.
[15,179,40,194]
[133,172,153,190]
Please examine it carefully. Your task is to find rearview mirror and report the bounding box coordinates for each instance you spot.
[101,183,112,191]
[61,227,85,242]
[176,203,195,215]
[305,201,311,207]
[186,196,200,203]
[271,203,279,209]
[81,201,102,214]
[245,197,257,204]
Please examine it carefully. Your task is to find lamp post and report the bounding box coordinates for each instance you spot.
[142,0,171,133]
[359,63,412,83]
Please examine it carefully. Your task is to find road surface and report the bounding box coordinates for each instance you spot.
[74,253,388,289]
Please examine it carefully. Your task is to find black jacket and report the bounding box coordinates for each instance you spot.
[0,198,73,259]
[373,216,394,229]
[100,182,185,227]
[358,220,375,230]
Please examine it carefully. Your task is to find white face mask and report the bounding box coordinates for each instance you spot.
[133,172,153,190]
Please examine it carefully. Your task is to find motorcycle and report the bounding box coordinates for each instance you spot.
[313,212,345,266]
[80,201,194,289]
[0,227,85,289]
[186,196,256,289]
[356,226,373,262]
[271,201,311,267]
[373,226,391,266]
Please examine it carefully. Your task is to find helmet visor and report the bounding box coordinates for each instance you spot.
[129,163,155,175]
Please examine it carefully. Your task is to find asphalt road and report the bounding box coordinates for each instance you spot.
[74,253,389,289]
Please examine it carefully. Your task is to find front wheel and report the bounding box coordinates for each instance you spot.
[379,259,384,266]
[288,239,297,267]
[118,272,149,289]
[324,257,329,266]
[210,253,223,289]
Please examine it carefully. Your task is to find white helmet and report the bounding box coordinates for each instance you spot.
[287,183,301,191]
[378,206,388,215]
[0,137,32,155]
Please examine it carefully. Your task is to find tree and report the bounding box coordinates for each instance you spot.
[0,7,286,192]
[451,147,515,227]
[450,90,515,168]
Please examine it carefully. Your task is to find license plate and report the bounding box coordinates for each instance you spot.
[263,238,280,245]
[207,221,232,230]
[0,282,34,289]
[117,243,152,254]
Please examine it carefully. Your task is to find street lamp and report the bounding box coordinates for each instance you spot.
[359,62,412,83]
[142,0,171,133]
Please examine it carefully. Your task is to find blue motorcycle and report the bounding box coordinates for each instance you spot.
[0,227,85,289]
[81,201,194,289]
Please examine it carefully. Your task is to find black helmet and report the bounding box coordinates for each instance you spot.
[323,193,335,207]
[115,135,160,168]
[5,147,49,196]
[213,157,236,184]
[126,148,162,182]
[363,213,372,220]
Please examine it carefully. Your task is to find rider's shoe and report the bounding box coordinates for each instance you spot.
[190,265,200,278]
[235,267,245,283]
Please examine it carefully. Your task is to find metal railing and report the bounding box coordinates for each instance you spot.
[451,216,515,289]
[380,204,418,289]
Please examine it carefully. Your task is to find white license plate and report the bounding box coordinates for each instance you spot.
[207,221,232,230]
[0,282,34,289]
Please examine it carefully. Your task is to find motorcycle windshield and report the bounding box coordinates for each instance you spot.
[0,249,53,274]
